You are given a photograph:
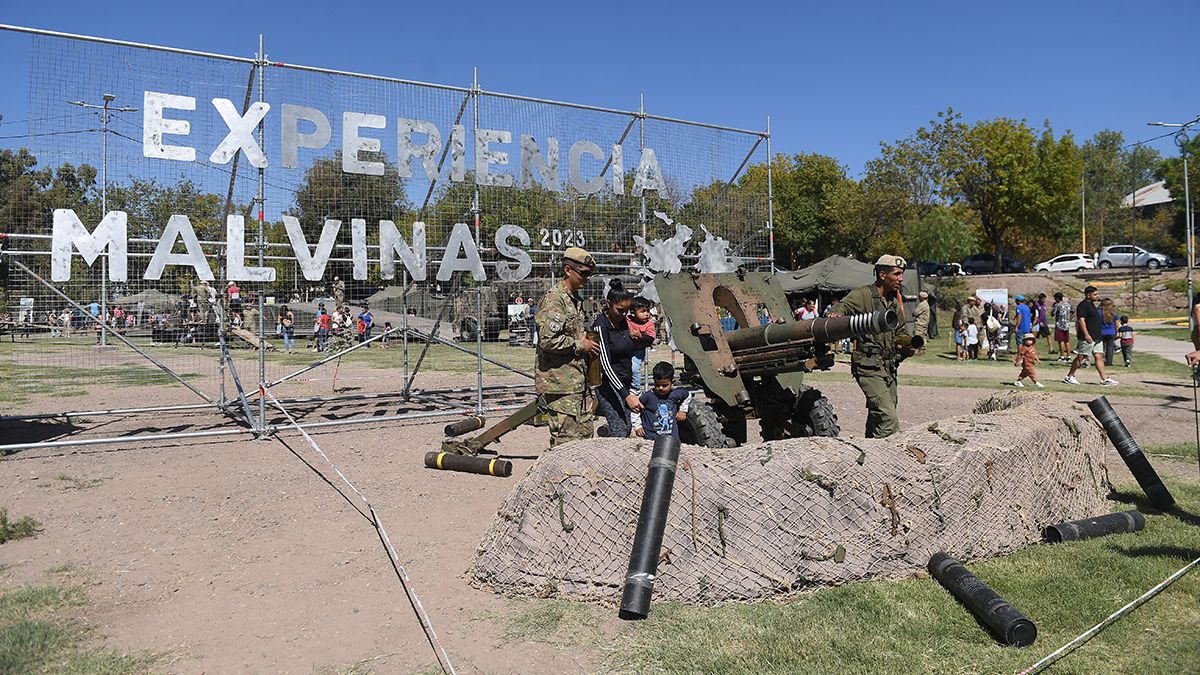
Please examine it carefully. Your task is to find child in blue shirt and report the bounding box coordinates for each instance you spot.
[633,361,691,440]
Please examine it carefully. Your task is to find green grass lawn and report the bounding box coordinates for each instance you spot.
[0,346,202,405]
[0,583,159,673]
[1144,442,1200,460]
[495,479,1200,673]
[1139,326,1193,342]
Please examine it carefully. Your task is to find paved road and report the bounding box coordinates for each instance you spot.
[1129,321,1194,363]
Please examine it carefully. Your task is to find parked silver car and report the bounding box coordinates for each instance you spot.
[1095,245,1170,269]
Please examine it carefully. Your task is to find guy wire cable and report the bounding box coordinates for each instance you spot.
[265,390,456,675]
[1018,555,1200,675]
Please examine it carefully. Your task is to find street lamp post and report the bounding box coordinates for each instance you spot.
[68,94,136,347]
[1149,117,1199,329]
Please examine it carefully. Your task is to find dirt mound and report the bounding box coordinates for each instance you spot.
[470,392,1110,604]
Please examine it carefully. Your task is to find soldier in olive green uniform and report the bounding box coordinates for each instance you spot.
[829,255,918,438]
[913,291,930,339]
[536,247,601,447]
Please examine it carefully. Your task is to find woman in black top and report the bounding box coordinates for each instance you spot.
[592,280,643,437]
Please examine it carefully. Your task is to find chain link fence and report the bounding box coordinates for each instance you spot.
[0,25,771,442]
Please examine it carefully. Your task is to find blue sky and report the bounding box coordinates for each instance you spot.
[1,0,1196,176]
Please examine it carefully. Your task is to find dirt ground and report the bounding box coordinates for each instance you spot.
[2,349,1199,673]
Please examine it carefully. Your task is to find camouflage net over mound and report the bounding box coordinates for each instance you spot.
[470,392,1111,604]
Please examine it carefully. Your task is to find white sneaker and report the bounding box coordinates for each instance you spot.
[1062,375,1079,385]
[1102,378,1118,386]
[1034,382,1044,388]
[1013,380,1025,387]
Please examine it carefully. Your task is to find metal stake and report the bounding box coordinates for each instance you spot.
[256,33,268,437]
[766,115,775,273]
[472,67,484,414]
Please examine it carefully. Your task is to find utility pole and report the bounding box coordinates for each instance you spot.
[68,94,137,348]
[1150,116,1200,330]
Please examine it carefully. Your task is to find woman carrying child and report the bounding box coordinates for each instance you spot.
[591,279,643,437]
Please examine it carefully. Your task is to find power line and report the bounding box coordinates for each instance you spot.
[106,128,300,196]
[0,128,100,139]
[1121,130,1178,150]
[0,113,88,126]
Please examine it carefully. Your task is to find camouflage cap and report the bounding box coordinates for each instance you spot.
[875,254,906,269]
[563,247,595,268]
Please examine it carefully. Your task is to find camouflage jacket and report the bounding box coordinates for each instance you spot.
[535,280,587,395]
[832,284,910,376]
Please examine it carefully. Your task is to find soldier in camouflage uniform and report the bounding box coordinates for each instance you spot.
[829,255,919,438]
[536,247,601,447]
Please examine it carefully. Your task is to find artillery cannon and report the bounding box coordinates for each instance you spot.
[435,269,896,458]
[655,270,898,447]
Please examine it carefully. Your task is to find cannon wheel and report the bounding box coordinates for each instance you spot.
[680,399,737,448]
[759,385,840,440]
[795,386,840,437]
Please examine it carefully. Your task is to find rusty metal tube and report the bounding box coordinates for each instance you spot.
[423,451,513,477]
[444,416,486,437]
[724,309,899,352]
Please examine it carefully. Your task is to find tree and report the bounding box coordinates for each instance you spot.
[1081,130,1162,252]
[289,151,412,237]
[941,118,1082,270]
[740,152,853,268]
[904,206,976,264]
[0,149,96,235]
[1154,134,1200,253]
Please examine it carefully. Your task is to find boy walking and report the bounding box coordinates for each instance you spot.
[1117,316,1135,367]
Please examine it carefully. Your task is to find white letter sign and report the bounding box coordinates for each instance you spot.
[143,91,196,161]
[51,209,128,282]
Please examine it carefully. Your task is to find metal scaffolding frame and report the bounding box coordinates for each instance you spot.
[0,23,773,455]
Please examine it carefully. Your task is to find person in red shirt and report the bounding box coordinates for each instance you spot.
[317,308,331,352]
[226,281,242,322]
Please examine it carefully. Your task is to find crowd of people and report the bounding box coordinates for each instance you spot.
[303,302,377,354]
[945,288,1135,387]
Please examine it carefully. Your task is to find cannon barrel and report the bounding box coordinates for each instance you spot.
[725,310,899,353]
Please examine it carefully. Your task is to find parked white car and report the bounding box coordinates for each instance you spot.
[1034,253,1095,273]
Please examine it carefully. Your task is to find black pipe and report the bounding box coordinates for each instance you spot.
[1044,510,1145,543]
[423,451,512,477]
[619,435,682,621]
[444,415,486,437]
[1087,396,1176,509]
[928,552,1037,647]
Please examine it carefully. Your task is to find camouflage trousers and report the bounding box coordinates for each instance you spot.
[855,372,899,439]
[542,392,595,448]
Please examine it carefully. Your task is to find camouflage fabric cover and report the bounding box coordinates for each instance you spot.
[534,280,587,396]
[470,392,1110,603]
